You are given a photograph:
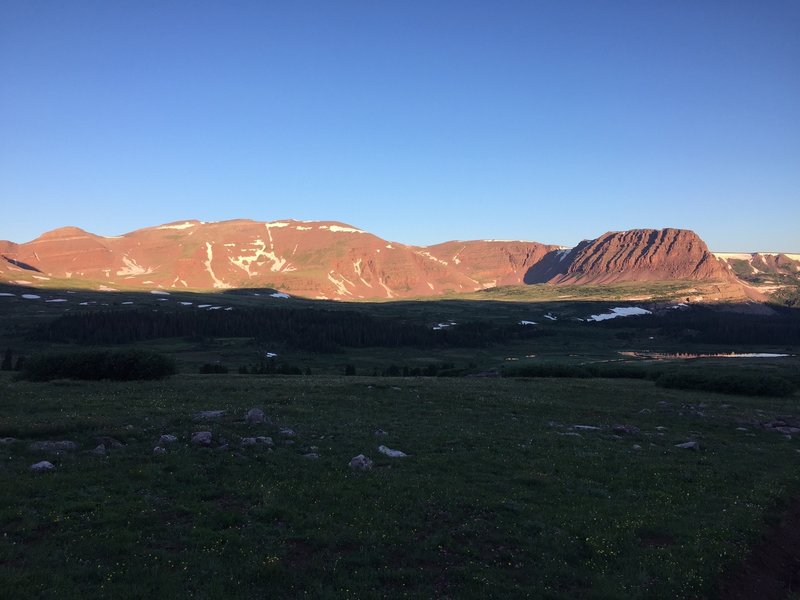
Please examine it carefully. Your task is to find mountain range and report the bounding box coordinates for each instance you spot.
[1,219,797,301]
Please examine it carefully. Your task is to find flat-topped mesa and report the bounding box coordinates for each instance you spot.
[538,228,734,285]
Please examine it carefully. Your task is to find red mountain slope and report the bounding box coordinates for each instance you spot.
[0,221,747,299]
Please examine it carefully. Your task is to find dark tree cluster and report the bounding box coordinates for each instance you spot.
[33,308,549,351]
[596,306,800,345]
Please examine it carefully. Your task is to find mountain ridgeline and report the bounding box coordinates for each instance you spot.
[0,220,793,300]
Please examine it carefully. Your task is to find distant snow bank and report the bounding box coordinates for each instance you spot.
[587,307,652,322]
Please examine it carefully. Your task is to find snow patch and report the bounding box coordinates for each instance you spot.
[519,320,537,325]
[179,301,193,305]
[21,294,40,299]
[46,299,67,303]
[0,293,16,297]
[204,243,231,289]
[270,292,290,299]
[544,313,557,321]
[586,307,652,322]
[121,301,134,305]
[158,221,196,230]
[328,272,353,296]
[116,256,153,276]
[33,275,50,280]
[265,221,290,229]
[417,251,448,267]
[319,225,365,234]
[150,290,170,296]
[197,304,211,308]
[295,225,312,231]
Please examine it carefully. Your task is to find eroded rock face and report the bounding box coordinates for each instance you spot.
[538,229,733,285]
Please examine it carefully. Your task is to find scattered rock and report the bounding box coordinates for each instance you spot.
[96,436,123,448]
[0,437,17,445]
[256,436,274,446]
[153,446,167,455]
[240,437,258,446]
[279,428,296,437]
[28,440,79,453]
[378,445,407,458]
[638,409,652,415]
[30,460,55,472]
[284,440,295,445]
[775,427,800,435]
[159,434,178,445]
[655,426,668,431]
[90,444,107,456]
[657,401,669,407]
[558,432,582,437]
[675,441,700,450]
[349,454,373,471]
[572,425,601,431]
[374,429,388,436]
[191,431,212,446]
[612,424,640,436]
[194,410,225,420]
[303,453,320,460]
[632,444,642,450]
[245,408,267,425]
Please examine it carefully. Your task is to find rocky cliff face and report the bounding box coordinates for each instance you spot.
[528,228,734,285]
[0,221,744,299]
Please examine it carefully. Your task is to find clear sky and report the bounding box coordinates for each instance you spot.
[1,1,798,251]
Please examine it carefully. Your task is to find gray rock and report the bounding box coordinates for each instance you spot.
[279,427,296,437]
[194,410,225,420]
[245,408,267,425]
[256,436,274,446]
[0,437,18,445]
[349,454,373,471]
[191,431,212,446]
[30,460,55,472]
[29,440,79,453]
[240,437,258,446]
[378,445,407,458]
[736,427,749,432]
[159,434,178,445]
[374,429,388,436]
[90,444,107,456]
[612,424,640,436]
[96,436,123,448]
[153,446,167,455]
[572,425,601,431]
[675,441,700,450]
[774,427,800,435]
[303,453,320,460]
[638,409,652,415]
[632,444,642,450]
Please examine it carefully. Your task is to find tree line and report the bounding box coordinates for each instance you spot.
[32,307,549,351]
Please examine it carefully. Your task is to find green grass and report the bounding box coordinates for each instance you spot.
[1,373,799,598]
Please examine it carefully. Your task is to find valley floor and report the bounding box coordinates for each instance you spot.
[2,374,799,598]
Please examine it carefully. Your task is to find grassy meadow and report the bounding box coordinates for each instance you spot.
[2,373,800,598]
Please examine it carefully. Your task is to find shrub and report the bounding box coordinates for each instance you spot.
[200,363,228,374]
[655,371,795,397]
[21,349,176,382]
[505,364,594,378]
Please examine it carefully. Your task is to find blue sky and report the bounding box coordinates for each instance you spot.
[1,1,798,250]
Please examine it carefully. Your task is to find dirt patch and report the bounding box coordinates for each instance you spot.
[717,498,800,599]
